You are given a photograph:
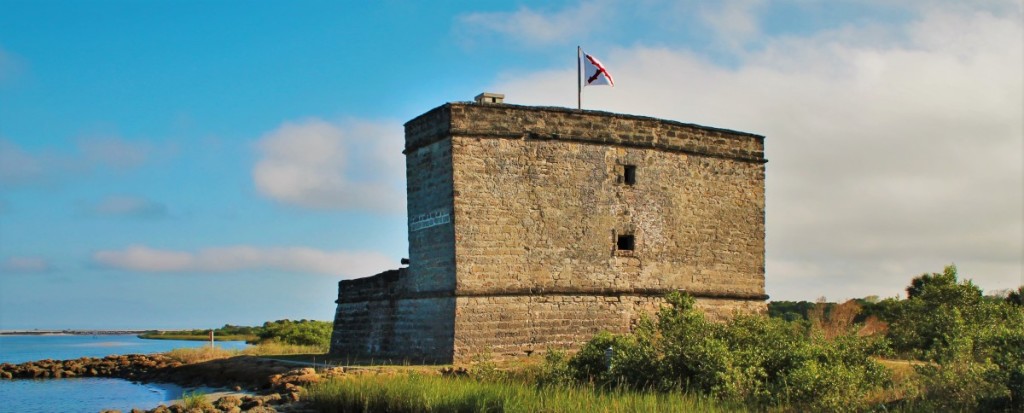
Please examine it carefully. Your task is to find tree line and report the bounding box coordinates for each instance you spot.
[141,319,332,347]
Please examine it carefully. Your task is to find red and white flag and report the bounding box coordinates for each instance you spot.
[581,51,614,87]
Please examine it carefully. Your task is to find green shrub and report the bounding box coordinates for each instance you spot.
[180,390,211,410]
[560,268,1023,411]
[876,265,1024,410]
[563,292,889,411]
[567,331,618,384]
[1008,286,1024,307]
[914,359,1009,411]
[468,352,508,383]
[777,335,891,412]
[253,319,333,347]
[768,300,817,321]
[536,349,573,387]
[886,265,986,359]
[1008,364,1024,410]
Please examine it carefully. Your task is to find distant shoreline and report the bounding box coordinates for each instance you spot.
[0,330,253,342]
[2,330,157,336]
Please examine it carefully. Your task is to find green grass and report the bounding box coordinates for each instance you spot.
[180,390,212,410]
[304,373,743,413]
[163,342,331,364]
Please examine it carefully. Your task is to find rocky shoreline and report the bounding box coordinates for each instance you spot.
[1,354,339,412]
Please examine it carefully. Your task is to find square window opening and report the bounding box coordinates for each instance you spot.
[623,165,637,185]
[617,234,635,251]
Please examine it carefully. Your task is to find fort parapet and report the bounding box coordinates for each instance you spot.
[330,98,767,363]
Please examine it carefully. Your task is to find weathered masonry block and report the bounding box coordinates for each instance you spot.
[330,99,768,363]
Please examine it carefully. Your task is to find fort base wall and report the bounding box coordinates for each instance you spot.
[331,283,766,364]
[453,294,765,362]
[329,269,456,364]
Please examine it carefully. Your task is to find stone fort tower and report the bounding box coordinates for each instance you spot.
[330,93,767,363]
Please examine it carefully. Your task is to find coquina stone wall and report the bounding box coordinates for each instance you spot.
[453,295,767,358]
[331,101,767,363]
[329,269,455,363]
[405,138,456,293]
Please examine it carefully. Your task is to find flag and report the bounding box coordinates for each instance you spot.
[576,47,614,109]
[581,51,614,87]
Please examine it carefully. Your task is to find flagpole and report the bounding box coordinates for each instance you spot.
[577,46,582,110]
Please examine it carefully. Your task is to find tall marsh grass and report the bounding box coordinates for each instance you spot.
[180,390,212,410]
[165,346,236,363]
[164,341,326,364]
[240,340,328,356]
[304,374,740,413]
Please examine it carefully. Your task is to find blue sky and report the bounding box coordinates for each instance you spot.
[1,1,1021,330]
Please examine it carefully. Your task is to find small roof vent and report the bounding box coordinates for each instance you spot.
[474,92,505,104]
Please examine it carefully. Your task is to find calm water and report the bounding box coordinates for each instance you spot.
[0,335,248,413]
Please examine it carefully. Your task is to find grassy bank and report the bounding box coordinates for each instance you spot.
[304,374,740,413]
[138,319,331,347]
[138,331,256,342]
[164,342,329,364]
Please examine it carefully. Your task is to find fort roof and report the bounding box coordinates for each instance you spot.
[404,101,766,164]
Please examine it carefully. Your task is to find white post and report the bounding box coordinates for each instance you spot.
[577,46,582,110]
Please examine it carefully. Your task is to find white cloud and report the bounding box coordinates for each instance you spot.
[92,245,395,278]
[89,195,168,219]
[252,118,405,213]
[699,0,765,51]
[77,137,150,169]
[456,2,610,46]
[94,246,191,272]
[2,257,51,273]
[0,137,154,186]
[488,6,1023,300]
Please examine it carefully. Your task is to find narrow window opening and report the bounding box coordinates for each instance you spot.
[623,165,637,185]
[617,234,635,251]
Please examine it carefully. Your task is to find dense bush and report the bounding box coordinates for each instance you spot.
[887,265,986,359]
[254,319,333,347]
[880,265,1024,410]
[216,324,261,336]
[562,292,889,412]
[767,300,817,322]
[915,359,1009,410]
[1008,286,1024,307]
